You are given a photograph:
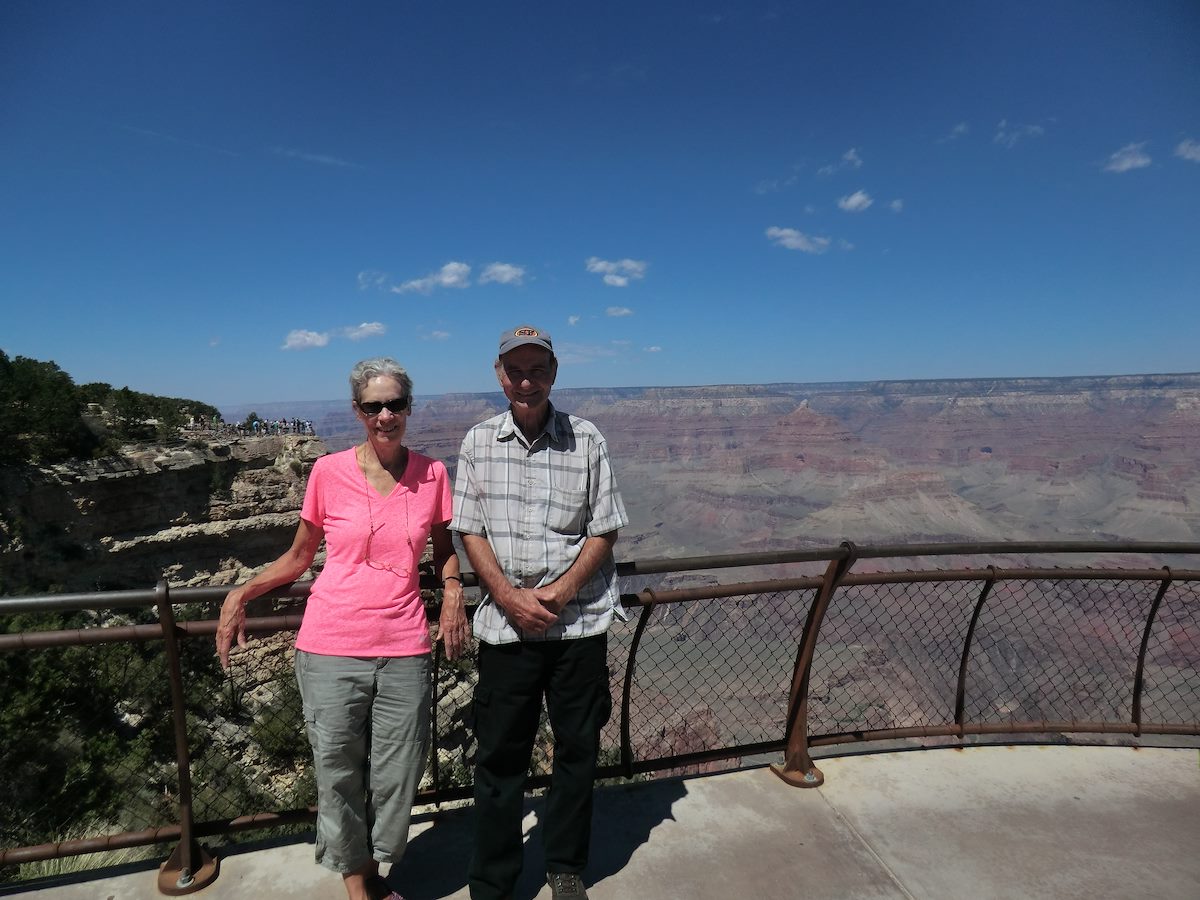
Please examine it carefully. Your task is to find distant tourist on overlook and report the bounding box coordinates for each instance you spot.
[206,417,316,437]
[216,357,468,900]
[452,325,628,900]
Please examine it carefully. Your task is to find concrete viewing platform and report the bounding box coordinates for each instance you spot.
[7,745,1199,899]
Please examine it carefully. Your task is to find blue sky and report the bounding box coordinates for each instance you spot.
[2,1,1198,406]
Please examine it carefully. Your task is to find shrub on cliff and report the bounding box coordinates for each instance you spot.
[0,352,101,464]
[0,351,220,464]
[0,606,232,878]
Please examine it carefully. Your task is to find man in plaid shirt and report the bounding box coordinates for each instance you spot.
[452,324,628,900]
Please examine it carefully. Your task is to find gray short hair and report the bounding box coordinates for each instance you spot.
[349,358,413,403]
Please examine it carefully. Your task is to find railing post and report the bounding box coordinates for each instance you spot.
[1131,567,1172,737]
[954,567,998,736]
[771,542,858,788]
[620,596,656,779]
[154,579,219,895]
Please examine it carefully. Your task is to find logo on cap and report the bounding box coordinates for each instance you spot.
[514,327,540,337]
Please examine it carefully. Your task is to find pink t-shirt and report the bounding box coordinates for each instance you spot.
[295,447,451,657]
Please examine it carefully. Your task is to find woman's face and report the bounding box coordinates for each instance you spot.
[355,374,411,448]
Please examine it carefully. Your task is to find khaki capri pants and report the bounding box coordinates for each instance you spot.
[295,650,432,873]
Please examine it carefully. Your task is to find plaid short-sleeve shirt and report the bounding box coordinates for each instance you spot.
[451,404,628,645]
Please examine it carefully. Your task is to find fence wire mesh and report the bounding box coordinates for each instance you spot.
[203,630,315,823]
[964,579,1155,725]
[0,625,181,871]
[810,580,975,735]
[3,563,1199,884]
[1140,580,1200,726]
[619,589,808,772]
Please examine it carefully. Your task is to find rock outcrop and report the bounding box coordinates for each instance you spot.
[0,434,327,594]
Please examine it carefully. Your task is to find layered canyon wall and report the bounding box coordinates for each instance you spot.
[0,434,325,594]
[12,371,1189,597]
[354,374,1200,560]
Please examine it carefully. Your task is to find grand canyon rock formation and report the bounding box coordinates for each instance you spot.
[8,372,1197,596]
[0,434,325,594]
[218,374,1200,568]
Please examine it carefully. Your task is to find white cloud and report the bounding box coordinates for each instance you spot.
[555,341,622,365]
[282,329,330,350]
[607,306,634,317]
[341,322,386,341]
[425,330,451,341]
[838,190,874,212]
[1104,142,1152,173]
[838,238,855,251]
[357,270,389,290]
[939,121,969,143]
[607,61,648,85]
[803,203,817,214]
[889,199,904,213]
[753,163,802,194]
[644,345,662,352]
[586,257,647,287]
[568,315,581,326]
[479,262,526,285]
[765,226,831,254]
[994,119,1045,149]
[818,147,863,177]
[394,261,472,294]
[282,321,388,350]
[273,147,361,168]
[121,124,239,157]
[1174,139,1200,163]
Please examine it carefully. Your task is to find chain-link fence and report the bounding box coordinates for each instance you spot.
[805,574,1200,738]
[617,588,809,774]
[2,549,1199,885]
[1136,579,1200,726]
[1,632,178,862]
[810,578,974,735]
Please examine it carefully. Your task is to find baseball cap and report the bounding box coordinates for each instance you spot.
[498,324,553,356]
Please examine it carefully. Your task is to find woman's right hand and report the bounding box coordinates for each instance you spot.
[214,518,322,671]
[216,587,248,671]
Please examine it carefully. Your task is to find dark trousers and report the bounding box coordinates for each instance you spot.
[468,635,612,900]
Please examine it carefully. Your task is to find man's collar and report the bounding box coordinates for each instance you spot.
[498,402,558,445]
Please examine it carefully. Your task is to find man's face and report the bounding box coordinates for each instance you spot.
[496,345,557,419]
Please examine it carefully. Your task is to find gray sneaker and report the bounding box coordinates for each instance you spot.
[547,872,588,898]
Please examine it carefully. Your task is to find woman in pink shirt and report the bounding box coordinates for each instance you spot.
[216,358,468,900]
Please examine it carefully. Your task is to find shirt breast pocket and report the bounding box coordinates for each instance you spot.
[546,487,588,535]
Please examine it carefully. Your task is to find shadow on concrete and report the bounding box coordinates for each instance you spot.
[386,776,689,900]
[585,778,689,887]
[10,746,1199,899]
[386,805,474,899]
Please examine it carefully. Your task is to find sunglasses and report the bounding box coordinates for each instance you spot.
[357,396,411,416]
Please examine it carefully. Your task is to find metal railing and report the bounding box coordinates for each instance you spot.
[1,541,1198,892]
